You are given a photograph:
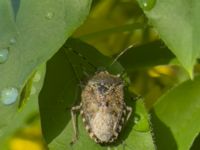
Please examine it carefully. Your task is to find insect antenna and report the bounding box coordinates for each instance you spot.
[109,42,138,77]
[109,43,138,67]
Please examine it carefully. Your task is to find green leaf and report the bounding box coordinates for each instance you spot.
[0,64,46,147]
[39,38,124,144]
[118,41,174,71]
[151,75,200,150]
[190,134,200,150]
[0,0,91,136]
[49,99,155,150]
[137,0,193,76]
[39,39,155,150]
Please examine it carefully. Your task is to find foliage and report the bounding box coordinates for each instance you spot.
[0,0,200,150]
[39,39,155,150]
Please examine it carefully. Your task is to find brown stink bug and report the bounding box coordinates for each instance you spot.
[71,70,132,144]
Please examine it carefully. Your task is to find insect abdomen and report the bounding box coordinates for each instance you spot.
[90,111,114,142]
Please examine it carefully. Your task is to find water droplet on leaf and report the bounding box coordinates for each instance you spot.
[0,87,19,105]
[0,48,9,64]
[46,12,54,19]
[139,0,156,11]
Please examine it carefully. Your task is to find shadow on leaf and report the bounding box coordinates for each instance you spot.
[151,110,177,150]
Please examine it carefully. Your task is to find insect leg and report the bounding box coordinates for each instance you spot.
[110,44,136,67]
[71,103,82,144]
[111,112,124,142]
[125,105,132,122]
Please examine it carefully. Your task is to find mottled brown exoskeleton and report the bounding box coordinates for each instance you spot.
[71,71,132,144]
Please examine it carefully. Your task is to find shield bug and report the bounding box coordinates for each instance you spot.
[71,70,132,144]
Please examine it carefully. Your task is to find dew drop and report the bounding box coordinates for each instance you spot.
[45,12,54,19]
[139,0,156,11]
[143,2,148,7]
[0,87,19,105]
[10,38,17,45]
[0,48,9,64]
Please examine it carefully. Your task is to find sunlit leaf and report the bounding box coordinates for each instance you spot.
[0,64,46,148]
[0,0,91,136]
[137,0,193,76]
[152,75,200,150]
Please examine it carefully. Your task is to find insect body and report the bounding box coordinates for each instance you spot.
[71,71,132,144]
